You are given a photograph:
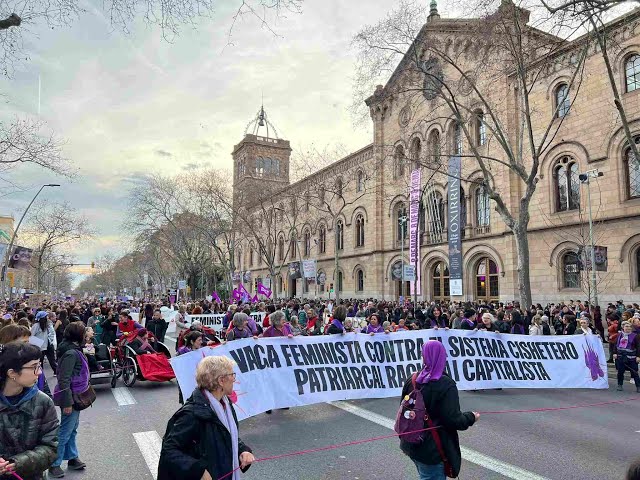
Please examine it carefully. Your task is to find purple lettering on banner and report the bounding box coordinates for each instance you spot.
[257,282,272,298]
[409,168,421,295]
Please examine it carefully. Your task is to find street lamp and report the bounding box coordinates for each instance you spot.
[578,169,603,308]
[1,183,60,298]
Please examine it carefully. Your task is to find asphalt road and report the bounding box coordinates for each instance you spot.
[44,339,639,480]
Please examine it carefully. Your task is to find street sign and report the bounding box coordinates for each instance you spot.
[178,280,187,289]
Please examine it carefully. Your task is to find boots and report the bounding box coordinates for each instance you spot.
[616,384,623,391]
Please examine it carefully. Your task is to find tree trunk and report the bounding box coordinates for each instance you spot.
[513,222,532,308]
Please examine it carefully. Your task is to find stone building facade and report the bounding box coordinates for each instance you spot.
[232,5,640,305]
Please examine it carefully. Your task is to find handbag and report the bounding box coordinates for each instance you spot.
[72,350,96,411]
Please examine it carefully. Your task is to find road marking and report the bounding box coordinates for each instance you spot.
[329,401,550,480]
[133,431,162,480]
[112,387,137,406]
[164,336,176,343]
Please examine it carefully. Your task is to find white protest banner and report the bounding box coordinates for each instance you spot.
[302,260,317,279]
[29,336,45,348]
[170,329,608,420]
[162,308,179,334]
[185,312,267,333]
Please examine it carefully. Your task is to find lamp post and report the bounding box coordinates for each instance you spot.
[578,169,603,308]
[1,183,60,299]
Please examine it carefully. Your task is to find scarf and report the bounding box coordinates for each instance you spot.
[416,340,446,384]
[204,390,241,480]
[331,319,344,331]
[365,324,384,334]
[233,327,251,339]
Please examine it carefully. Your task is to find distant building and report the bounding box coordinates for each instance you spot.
[232,5,640,304]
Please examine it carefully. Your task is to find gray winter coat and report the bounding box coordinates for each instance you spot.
[0,386,59,480]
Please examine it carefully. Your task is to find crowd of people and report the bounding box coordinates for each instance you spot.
[0,295,639,479]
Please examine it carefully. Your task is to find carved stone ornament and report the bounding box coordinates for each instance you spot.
[458,71,475,96]
[421,58,444,100]
[398,104,412,128]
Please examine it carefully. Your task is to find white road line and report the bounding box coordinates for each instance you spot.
[133,431,162,480]
[112,387,137,406]
[329,401,550,480]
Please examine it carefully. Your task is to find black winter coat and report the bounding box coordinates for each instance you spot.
[399,374,475,477]
[158,388,252,480]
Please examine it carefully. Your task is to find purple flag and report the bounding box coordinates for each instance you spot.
[257,282,272,298]
[232,288,242,300]
[212,291,222,303]
[251,294,259,303]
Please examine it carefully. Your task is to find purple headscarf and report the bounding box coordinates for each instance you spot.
[415,340,447,384]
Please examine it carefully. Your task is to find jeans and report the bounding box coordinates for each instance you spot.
[53,409,80,467]
[413,460,445,480]
[41,344,58,374]
[616,356,640,388]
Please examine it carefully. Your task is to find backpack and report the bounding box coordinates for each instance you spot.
[394,374,456,478]
[542,324,551,335]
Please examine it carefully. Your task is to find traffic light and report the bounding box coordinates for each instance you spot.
[329,283,334,292]
[91,262,95,269]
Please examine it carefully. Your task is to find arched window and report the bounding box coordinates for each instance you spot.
[337,270,343,292]
[249,246,254,266]
[460,186,467,239]
[356,269,364,292]
[356,171,365,192]
[278,237,285,261]
[290,236,296,259]
[236,249,242,270]
[394,146,405,179]
[432,261,450,301]
[562,251,580,289]
[277,204,284,221]
[410,137,422,169]
[428,130,441,165]
[318,226,326,253]
[475,257,499,301]
[336,177,343,197]
[449,122,462,155]
[396,202,408,242]
[303,230,311,257]
[424,190,445,243]
[554,158,580,211]
[336,220,344,251]
[625,136,640,199]
[626,54,640,93]
[473,110,486,146]
[555,84,570,118]
[305,192,310,212]
[355,214,365,247]
[475,185,490,227]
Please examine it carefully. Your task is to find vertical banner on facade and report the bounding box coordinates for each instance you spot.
[409,168,421,295]
[448,156,463,296]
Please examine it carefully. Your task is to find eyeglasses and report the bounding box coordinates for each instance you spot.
[21,362,42,375]
[220,372,237,380]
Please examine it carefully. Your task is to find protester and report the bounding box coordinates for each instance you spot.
[289,316,305,336]
[327,305,346,335]
[226,313,255,342]
[399,341,479,480]
[261,311,293,338]
[158,356,254,480]
[176,331,204,405]
[478,313,498,332]
[529,315,543,336]
[0,342,59,480]
[31,311,57,374]
[53,310,68,349]
[51,322,89,478]
[613,321,640,393]
[627,457,640,480]
[129,329,156,355]
[364,313,386,335]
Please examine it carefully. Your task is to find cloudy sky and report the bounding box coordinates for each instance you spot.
[1,0,432,284]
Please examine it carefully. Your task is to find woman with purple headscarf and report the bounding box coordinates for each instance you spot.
[399,341,479,480]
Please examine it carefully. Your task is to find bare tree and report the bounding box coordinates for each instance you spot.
[0,118,70,182]
[23,200,90,292]
[352,0,598,307]
[0,0,303,76]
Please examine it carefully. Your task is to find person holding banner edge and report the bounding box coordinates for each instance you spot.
[399,340,479,480]
[613,321,640,392]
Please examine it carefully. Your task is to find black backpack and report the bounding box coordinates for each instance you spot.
[542,324,551,335]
